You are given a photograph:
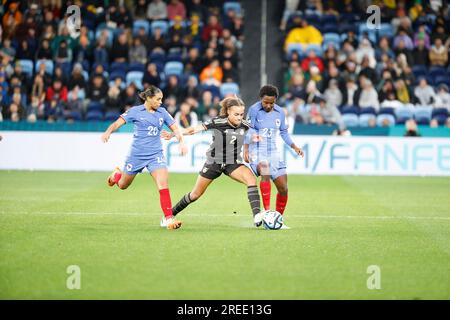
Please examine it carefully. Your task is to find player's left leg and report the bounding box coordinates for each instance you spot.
[150,167,182,230]
[273,174,290,229]
[228,165,263,227]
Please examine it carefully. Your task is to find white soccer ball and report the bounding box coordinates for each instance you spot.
[262,210,283,230]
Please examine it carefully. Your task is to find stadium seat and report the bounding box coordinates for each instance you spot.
[304,14,320,26]
[109,70,126,82]
[304,44,323,57]
[359,107,377,115]
[126,71,144,90]
[379,107,395,116]
[35,59,54,74]
[59,62,72,75]
[432,108,449,118]
[164,61,183,76]
[377,23,395,39]
[395,106,414,124]
[323,33,341,47]
[110,62,128,73]
[429,66,446,78]
[133,19,150,35]
[85,110,104,121]
[341,105,359,115]
[435,76,449,87]
[202,85,221,99]
[151,20,169,35]
[358,113,376,127]
[321,15,338,25]
[166,52,183,62]
[433,115,448,125]
[149,51,166,63]
[66,111,83,121]
[92,62,109,73]
[412,65,428,78]
[87,102,104,112]
[128,63,145,72]
[342,114,359,127]
[414,106,433,125]
[18,59,33,78]
[376,114,396,127]
[223,2,242,15]
[321,23,338,34]
[220,82,240,97]
[104,111,122,121]
[286,43,303,59]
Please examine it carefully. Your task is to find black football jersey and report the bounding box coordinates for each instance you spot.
[202,116,251,165]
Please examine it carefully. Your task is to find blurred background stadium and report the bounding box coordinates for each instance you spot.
[0,0,449,299]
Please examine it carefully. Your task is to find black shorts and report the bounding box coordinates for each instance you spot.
[199,162,243,180]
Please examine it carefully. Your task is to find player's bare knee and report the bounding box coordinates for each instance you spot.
[278,186,288,195]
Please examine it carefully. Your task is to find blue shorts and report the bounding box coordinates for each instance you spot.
[123,151,167,175]
[249,159,287,180]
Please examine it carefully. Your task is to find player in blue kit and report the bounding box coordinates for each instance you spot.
[101,86,187,230]
[244,85,304,229]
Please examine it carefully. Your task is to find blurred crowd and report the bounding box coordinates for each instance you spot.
[279,0,450,132]
[0,0,244,127]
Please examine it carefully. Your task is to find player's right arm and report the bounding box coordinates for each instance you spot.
[101,117,126,143]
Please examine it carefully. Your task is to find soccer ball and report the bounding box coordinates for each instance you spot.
[262,210,283,230]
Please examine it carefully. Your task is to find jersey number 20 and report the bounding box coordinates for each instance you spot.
[147,126,159,136]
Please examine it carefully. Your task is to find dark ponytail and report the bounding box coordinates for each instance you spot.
[138,85,162,101]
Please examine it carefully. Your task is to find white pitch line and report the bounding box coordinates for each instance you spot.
[1,212,449,220]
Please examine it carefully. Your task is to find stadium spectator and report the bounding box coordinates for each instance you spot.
[200,59,223,86]
[149,27,167,53]
[311,96,343,127]
[174,101,198,128]
[279,0,300,31]
[164,95,178,116]
[2,2,22,39]
[355,38,376,68]
[110,33,129,63]
[68,63,86,90]
[87,75,108,104]
[0,39,16,59]
[121,83,140,111]
[202,15,223,42]
[394,79,415,105]
[284,17,323,51]
[198,90,219,121]
[414,78,436,105]
[163,75,184,103]
[182,75,201,101]
[412,36,430,66]
[324,79,343,109]
[147,0,168,21]
[413,24,431,49]
[429,38,448,66]
[143,63,161,89]
[167,0,187,21]
[434,84,450,110]
[222,59,239,84]
[105,85,123,113]
[46,79,68,104]
[129,38,148,65]
[375,37,395,61]
[64,86,84,122]
[355,77,380,110]
[404,119,421,137]
[53,66,68,87]
[393,27,414,50]
[93,38,109,66]
[301,49,324,73]
[188,0,208,22]
[187,14,203,41]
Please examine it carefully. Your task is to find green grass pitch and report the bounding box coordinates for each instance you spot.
[0,171,449,299]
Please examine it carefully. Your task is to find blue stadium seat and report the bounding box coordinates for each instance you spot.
[87,102,104,112]
[358,113,376,127]
[321,15,338,25]
[86,110,104,121]
[323,33,341,47]
[202,85,221,99]
[377,23,394,39]
[166,52,183,62]
[304,14,320,26]
[359,107,377,115]
[110,62,128,73]
[304,44,323,57]
[223,2,242,15]
[109,70,126,82]
[376,114,396,127]
[133,19,150,35]
[395,106,414,124]
[341,105,359,115]
[128,63,145,72]
[164,61,183,76]
[412,65,428,78]
[433,115,448,125]
[220,83,240,97]
[126,71,144,90]
[429,66,446,78]
[379,107,395,116]
[66,111,83,121]
[35,59,54,74]
[58,62,72,75]
[149,51,166,63]
[432,108,449,118]
[342,114,359,127]
[414,106,433,125]
[104,111,121,121]
[151,20,169,35]
[286,43,303,58]
[92,62,109,73]
[435,76,450,87]
[321,23,338,34]
[18,59,33,78]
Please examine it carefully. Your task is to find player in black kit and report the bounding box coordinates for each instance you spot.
[160,96,263,227]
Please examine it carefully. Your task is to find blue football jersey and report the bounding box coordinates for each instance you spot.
[120,104,175,158]
[245,102,294,158]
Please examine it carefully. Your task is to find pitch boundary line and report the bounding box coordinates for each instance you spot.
[1,212,449,220]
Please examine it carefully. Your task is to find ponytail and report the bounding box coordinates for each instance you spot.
[138,85,162,101]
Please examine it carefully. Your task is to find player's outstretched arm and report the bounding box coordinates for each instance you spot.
[168,123,188,156]
[101,117,126,143]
